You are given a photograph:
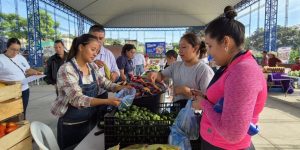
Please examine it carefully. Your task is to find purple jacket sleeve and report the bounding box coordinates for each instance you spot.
[201,63,262,143]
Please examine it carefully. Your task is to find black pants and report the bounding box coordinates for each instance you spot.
[22,89,30,118]
[201,137,255,150]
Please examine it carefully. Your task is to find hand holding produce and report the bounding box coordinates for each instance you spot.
[147,72,158,83]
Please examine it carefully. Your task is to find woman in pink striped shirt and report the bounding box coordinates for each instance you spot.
[193,6,268,150]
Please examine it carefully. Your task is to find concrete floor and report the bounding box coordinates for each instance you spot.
[26,85,300,150]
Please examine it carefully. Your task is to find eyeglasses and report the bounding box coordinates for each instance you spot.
[8,48,20,53]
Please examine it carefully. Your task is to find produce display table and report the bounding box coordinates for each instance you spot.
[267,73,294,94]
[281,75,300,88]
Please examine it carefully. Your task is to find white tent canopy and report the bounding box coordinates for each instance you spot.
[61,0,242,27]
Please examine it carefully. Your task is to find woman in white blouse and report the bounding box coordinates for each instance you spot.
[0,38,42,117]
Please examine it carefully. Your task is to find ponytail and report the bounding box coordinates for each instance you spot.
[66,34,98,62]
[199,41,207,59]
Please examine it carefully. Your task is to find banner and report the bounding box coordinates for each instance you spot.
[145,42,166,58]
[277,47,292,64]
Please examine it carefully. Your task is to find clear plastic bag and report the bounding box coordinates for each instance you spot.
[116,88,136,110]
[168,100,200,150]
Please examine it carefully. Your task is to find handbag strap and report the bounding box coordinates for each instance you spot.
[4,54,26,76]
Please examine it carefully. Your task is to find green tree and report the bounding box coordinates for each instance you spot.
[39,10,60,40]
[0,13,28,39]
[0,11,60,40]
[244,28,264,51]
[245,26,300,51]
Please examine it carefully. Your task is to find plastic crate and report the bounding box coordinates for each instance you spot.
[132,94,163,113]
[104,103,180,149]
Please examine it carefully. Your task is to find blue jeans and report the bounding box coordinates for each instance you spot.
[135,65,144,76]
[22,89,30,118]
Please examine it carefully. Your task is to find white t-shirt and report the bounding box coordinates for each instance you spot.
[0,54,30,91]
[162,61,214,101]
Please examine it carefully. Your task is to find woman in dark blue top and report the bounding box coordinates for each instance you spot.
[116,44,136,81]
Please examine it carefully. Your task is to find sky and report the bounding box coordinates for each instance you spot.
[1,0,300,44]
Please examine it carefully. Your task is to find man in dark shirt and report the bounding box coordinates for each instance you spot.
[45,40,67,94]
[268,52,282,67]
[261,51,268,66]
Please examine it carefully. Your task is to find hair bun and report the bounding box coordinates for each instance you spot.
[224,6,237,20]
[200,41,206,49]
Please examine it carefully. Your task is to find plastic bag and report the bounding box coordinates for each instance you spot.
[168,100,200,150]
[116,88,136,110]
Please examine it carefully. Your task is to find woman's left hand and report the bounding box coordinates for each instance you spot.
[25,69,43,76]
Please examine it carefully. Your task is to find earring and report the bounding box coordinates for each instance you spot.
[225,47,228,53]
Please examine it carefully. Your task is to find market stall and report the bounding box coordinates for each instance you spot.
[74,75,201,149]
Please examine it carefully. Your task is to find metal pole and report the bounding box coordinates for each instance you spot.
[249,5,252,36]
[54,7,57,39]
[68,14,70,48]
[15,0,19,32]
[257,0,260,29]
[285,0,289,27]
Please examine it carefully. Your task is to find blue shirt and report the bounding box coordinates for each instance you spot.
[116,55,134,75]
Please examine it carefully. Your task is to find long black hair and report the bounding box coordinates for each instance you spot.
[66,34,98,61]
[205,6,245,48]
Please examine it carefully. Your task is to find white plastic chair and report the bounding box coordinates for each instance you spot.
[30,121,60,150]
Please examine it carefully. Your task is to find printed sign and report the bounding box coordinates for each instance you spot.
[145,42,166,58]
[277,47,292,64]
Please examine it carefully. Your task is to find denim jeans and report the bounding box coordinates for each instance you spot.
[22,89,30,118]
[135,64,144,76]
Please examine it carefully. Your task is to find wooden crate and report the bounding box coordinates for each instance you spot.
[8,136,32,150]
[0,82,22,102]
[0,121,31,150]
[0,98,23,122]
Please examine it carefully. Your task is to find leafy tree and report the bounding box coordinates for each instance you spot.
[245,26,300,51]
[39,10,60,40]
[245,25,300,63]
[244,28,265,51]
[0,10,60,40]
[0,13,28,39]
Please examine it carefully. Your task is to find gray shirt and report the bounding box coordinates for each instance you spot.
[161,61,214,101]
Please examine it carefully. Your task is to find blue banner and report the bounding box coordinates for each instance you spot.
[145,42,166,58]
